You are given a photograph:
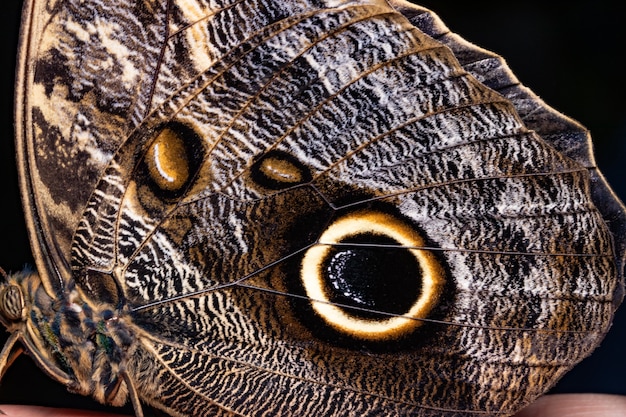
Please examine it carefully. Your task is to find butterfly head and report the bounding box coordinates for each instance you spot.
[0,268,137,407]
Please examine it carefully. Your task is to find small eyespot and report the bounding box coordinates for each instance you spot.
[146,127,189,191]
[250,150,312,190]
[142,122,204,199]
[300,211,445,342]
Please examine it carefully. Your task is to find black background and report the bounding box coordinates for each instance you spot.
[0,0,624,414]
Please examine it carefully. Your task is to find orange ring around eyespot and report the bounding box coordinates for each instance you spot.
[300,211,445,341]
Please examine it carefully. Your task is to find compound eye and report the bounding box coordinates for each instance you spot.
[0,284,25,322]
[300,211,445,342]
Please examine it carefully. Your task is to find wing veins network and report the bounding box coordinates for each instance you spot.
[114,4,542,272]
[114,6,401,268]
[95,1,610,342]
[109,9,328,269]
[137,328,518,416]
[11,0,623,415]
[182,7,406,193]
[213,38,452,191]
[131,239,611,334]
[172,31,591,222]
[145,0,268,116]
[116,162,602,304]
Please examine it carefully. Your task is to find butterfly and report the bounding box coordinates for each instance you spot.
[1,0,624,416]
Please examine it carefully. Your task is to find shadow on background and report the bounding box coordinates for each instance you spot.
[0,0,624,414]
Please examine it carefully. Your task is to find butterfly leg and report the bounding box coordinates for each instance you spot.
[0,332,23,380]
[122,370,144,417]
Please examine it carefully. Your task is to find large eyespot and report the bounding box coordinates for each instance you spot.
[141,122,204,200]
[300,211,445,342]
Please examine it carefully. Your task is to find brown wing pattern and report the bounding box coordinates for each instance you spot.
[3,0,624,416]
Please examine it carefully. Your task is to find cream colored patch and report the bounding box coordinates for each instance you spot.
[74,112,113,166]
[322,0,389,10]
[97,20,141,85]
[32,84,114,171]
[176,0,215,73]
[229,213,249,253]
[64,16,95,43]
[32,83,74,144]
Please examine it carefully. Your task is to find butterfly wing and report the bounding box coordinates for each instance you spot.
[390,0,626,278]
[14,0,625,416]
[14,0,172,295]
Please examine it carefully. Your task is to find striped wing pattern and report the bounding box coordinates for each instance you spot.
[5,0,623,416]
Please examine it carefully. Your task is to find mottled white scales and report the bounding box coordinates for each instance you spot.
[1,0,624,416]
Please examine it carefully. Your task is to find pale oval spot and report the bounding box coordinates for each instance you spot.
[250,150,312,190]
[259,155,304,184]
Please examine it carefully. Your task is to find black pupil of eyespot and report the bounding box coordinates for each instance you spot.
[324,234,422,320]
